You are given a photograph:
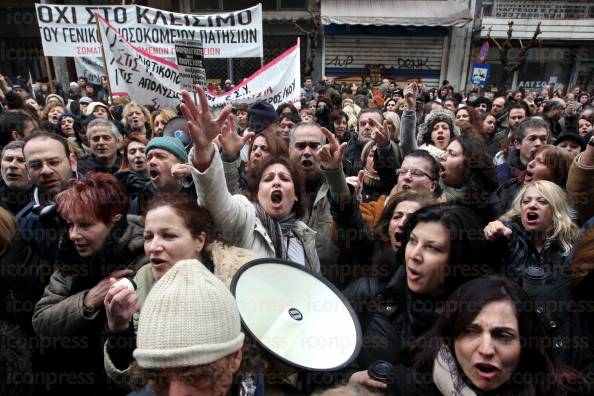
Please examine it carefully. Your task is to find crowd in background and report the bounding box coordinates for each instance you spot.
[0,71,593,396]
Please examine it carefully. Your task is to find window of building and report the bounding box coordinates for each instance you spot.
[192,0,306,11]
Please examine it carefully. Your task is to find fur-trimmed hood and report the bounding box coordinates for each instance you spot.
[417,109,460,146]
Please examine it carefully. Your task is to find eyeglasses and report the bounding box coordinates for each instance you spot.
[27,157,65,172]
[396,168,433,179]
[294,141,321,150]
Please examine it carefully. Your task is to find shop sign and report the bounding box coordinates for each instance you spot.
[517,80,548,88]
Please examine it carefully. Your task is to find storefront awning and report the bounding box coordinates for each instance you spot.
[321,0,472,27]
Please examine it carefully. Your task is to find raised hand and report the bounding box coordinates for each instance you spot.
[218,114,255,157]
[404,82,418,109]
[319,127,347,170]
[180,85,232,171]
[104,278,139,333]
[369,118,390,147]
[345,170,364,202]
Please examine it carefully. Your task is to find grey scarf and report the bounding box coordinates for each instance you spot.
[254,203,296,260]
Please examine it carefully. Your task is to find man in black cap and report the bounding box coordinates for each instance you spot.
[11,80,30,100]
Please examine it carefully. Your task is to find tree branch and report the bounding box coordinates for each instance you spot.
[487,26,503,50]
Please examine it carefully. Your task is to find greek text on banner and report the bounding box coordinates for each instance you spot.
[35,3,262,58]
[98,14,301,110]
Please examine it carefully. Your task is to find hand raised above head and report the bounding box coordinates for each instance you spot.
[404,82,418,109]
[179,85,232,170]
[218,114,255,157]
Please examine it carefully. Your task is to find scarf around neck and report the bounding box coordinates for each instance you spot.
[433,344,477,396]
[254,203,296,260]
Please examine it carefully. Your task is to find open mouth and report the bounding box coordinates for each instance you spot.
[271,190,283,204]
[526,212,539,222]
[475,363,499,378]
[401,183,411,190]
[301,159,313,168]
[151,257,167,266]
[149,169,160,179]
[406,267,422,282]
[524,171,533,182]
[5,172,21,180]
[134,159,145,167]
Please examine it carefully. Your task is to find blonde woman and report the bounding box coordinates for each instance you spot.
[122,102,153,138]
[151,107,177,137]
[484,180,579,282]
[383,110,401,143]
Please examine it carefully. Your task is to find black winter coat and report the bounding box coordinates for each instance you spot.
[357,266,443,370]
[493,219,594,380]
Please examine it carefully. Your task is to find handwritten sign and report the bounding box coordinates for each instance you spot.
[175,40,206,91]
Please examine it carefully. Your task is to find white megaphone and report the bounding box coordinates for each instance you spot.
[230,258,362,371]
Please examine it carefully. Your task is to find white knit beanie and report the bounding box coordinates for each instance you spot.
[133,259,244,368]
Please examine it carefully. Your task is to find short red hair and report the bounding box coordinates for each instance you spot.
[57,172,129,224]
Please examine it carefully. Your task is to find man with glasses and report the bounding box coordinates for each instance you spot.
[17,132,78,262]
[393,150,440,196]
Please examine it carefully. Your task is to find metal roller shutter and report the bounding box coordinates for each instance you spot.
[324,35,445,87]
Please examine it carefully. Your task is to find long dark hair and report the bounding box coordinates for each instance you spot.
[413,276,580,395]
[448,134,499,203]
[399,204,492,294]
[245,156,307,219]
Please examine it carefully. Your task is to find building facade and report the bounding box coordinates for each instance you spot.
[478,0,594,92]
[319,0,475,89]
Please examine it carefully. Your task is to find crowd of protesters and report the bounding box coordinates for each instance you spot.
[0,70,593,396]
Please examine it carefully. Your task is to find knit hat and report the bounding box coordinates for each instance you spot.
[45,93,65,106]
[248,100,278,133]
[79,96,93,105]
[86,101,111,118]
[417,109,460,146]
[133,259,244,368]
[146,136,188,162]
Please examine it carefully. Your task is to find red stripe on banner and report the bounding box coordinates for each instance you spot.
[209,38,300,98]
[96,14,178,69]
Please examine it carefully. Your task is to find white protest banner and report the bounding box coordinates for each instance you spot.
[74,57,104,84]
[97,15,181,108]
[99,13,300,111]
[35,3,262,58]
[206,40,301,110]
[175,40,207,91]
